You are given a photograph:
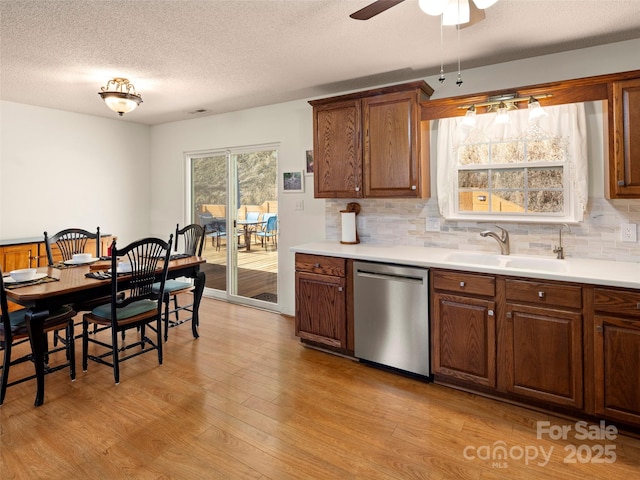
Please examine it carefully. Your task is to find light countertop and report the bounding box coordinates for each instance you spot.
[292,241,640,290]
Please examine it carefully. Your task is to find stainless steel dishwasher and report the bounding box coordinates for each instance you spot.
[353,261,430,378]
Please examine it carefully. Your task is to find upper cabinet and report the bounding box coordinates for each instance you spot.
[310,81,433,199]
[607,77,640,198]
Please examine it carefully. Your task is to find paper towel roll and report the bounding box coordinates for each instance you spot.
[341,211,357,244]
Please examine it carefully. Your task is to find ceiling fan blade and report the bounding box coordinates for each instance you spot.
[459,1,486,29]
[349,0,405,20]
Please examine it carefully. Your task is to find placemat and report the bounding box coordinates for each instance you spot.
[3,276,60,290]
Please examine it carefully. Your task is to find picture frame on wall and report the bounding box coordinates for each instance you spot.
[305,150,314,175]
[283,171,304,193]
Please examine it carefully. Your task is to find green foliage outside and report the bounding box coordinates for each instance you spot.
[192,150,277,212]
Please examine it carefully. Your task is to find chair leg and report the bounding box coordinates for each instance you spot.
[164,294,170,342]
[0,342,12,405]
[111,327,120,385]
[67,321,76,381]
[172,295,180,323]
[157,317,163,365]
[82,318,89,372]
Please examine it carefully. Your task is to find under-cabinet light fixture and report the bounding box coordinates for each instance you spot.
[98,78,143,116]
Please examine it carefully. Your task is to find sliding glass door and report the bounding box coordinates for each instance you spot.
[188,145,278,308]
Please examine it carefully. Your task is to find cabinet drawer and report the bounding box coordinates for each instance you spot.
[295,253,346,277]
[594,287,640,318]
[432,270,495,297]
[506,279,582,309]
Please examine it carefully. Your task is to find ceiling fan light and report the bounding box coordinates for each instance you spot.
[471,0,499,9]
[418,0,449,16]
[442,0,470,26]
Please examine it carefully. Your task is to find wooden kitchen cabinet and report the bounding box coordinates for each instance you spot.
[295,253,350,351]
[607,77,640,198]
[310,81,433,199]
[431,270,497,388]
[0,243,39,271]
[502,279,584,409]
[593,287,640,425]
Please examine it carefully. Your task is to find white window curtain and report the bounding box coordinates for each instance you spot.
[436,103,588,222]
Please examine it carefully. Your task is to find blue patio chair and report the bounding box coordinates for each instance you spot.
[255,214,277,250]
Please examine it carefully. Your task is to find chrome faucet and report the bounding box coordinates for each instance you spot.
[553,224,571,259]
[480,225,510,255]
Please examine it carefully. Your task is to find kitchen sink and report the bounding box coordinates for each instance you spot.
[503,256,568,273]
[443,251,568,273]
[443,252,503,266]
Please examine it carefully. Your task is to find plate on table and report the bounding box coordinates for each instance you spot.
[3,273,48,283]
[108,263,133,274]
[64,257,99,266]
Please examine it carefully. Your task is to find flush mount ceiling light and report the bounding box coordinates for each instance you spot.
[98,78,142,116]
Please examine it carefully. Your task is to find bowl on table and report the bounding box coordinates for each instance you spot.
[72,253,93,263]
[9,268,38,282]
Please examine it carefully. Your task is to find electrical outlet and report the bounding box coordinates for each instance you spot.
[295,200,304,211]
[426,217,441,232]
[621,223,637,242]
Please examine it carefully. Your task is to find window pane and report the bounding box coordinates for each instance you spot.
[458,191,489,212]
[526,138,565,162]
[528,191,564,213]
[491,169,524,189]
[458,170,488,188]
[528,167,563,188]
[492,141,525,164]
[493,191,525,212]
[458,144,489,165]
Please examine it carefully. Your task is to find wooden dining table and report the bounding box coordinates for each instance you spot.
[4,255,206,406]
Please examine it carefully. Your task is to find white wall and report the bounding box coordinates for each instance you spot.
[0,102,151,245]
[149,100,322,316]
[2,39,639,318]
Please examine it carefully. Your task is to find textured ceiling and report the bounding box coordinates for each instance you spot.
[2,0,640,125]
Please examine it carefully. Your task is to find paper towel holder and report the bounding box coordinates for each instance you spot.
[340,202,361,245]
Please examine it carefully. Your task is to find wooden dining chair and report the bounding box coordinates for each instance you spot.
[44,227,101,266]
[44,227,102,346]
[0,269,76,405]
[152,224,205,342]
[82,236,172,384]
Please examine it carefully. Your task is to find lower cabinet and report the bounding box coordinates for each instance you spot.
[0,243,39,271]
[594,287,640,425]
[432,270,496,388]
[295,253,349,351]
[501,279,584,409]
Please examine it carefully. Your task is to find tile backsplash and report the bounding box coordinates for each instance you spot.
[326,198,640,263]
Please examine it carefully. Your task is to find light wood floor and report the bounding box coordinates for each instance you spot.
[2,297,639,479]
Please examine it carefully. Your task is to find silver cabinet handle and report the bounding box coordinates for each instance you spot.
[314,263,320,268]
[355,186,360,192]
[618,180,625,186]
[538,291,545,298]
[338,286,343,292]
[488,310,494,316]
[637,303,640,310]
[460,281,465,287]
[596,325,603,333]
[411,185,417,190]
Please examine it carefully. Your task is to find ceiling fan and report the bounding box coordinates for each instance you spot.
[350,0,498,28]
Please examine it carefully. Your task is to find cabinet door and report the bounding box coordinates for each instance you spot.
[0,243,39,271]
[594,314,640,425]
[608,78,640,198]
[295,271,347,349]
[503,303,583,408]
[432,292,496,388]
[363,91,424,198]
[313,100,363,198]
